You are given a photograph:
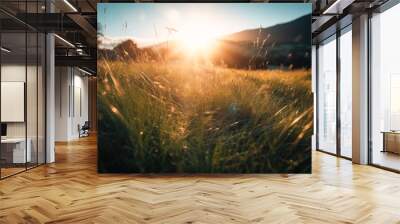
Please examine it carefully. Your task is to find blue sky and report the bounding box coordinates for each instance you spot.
[98,3,311,48]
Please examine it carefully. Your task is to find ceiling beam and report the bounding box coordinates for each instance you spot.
[12,13,81,32]
[67,13,97,47]
[55,55,96,71]
[323,0,356,14]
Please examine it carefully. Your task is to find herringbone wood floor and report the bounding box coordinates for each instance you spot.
[1,136,400,224]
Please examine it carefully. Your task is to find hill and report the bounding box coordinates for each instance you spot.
[98,14,312,69]
[222,14,311,45]
[211,14,311,69]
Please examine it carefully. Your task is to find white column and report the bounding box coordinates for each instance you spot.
[352,14,369,164]
[46,33,55,163]
[45,0,55,163]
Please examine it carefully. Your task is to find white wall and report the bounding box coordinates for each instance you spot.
[1,63,46,164]
[0,65,41,138]
[55,67,70,141]
[1,65,26,138]
[55,67,89,141]
[71,73,89,138]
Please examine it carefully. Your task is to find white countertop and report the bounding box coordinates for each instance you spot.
[1,138,30,143]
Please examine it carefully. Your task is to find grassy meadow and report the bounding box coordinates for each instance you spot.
[97,60,313,173]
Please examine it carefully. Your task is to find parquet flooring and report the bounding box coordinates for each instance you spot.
[1,135,400,223]
[1,167,26,178]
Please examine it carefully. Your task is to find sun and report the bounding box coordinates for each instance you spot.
[180,32,215,54]
[176,16,219,55]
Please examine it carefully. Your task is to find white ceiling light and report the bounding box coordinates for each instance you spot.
[323,0,341,14]
[63,0,78,12]
[323,0,355,15]
[76,48,85,55]
[54,34,75,48]
[78,67,93,76]
[1,47,11,53]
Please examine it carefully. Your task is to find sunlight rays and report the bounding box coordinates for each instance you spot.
[172,14,223,56]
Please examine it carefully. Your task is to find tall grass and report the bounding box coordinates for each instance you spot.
[98,60,312,173]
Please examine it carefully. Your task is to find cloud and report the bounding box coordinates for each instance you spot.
[98,35,161,49]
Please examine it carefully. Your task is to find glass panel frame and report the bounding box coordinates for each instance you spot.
[0,1,47,179]
[317,34,337,155]
[369,3,400,172]
[315,24,353,160]
[0,30,28,178]
[339,25,353,159]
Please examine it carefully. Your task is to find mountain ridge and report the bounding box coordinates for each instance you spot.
[98,14,312,69]
[220,14,311,45]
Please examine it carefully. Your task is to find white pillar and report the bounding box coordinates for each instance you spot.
[352,14,369,164]
[46,33,55,163]
[46,1,55,163]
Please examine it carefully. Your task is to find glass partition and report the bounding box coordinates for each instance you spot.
[27,31,38,169]
[339,27,352,158]
[1,31,28,177]
[317,35,337,154]
[0,2,46,179]
[370,3,400,171]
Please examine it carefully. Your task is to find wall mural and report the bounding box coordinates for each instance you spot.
[97,3,313,173]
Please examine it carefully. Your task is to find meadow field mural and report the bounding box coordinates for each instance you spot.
[97,3,313,173]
